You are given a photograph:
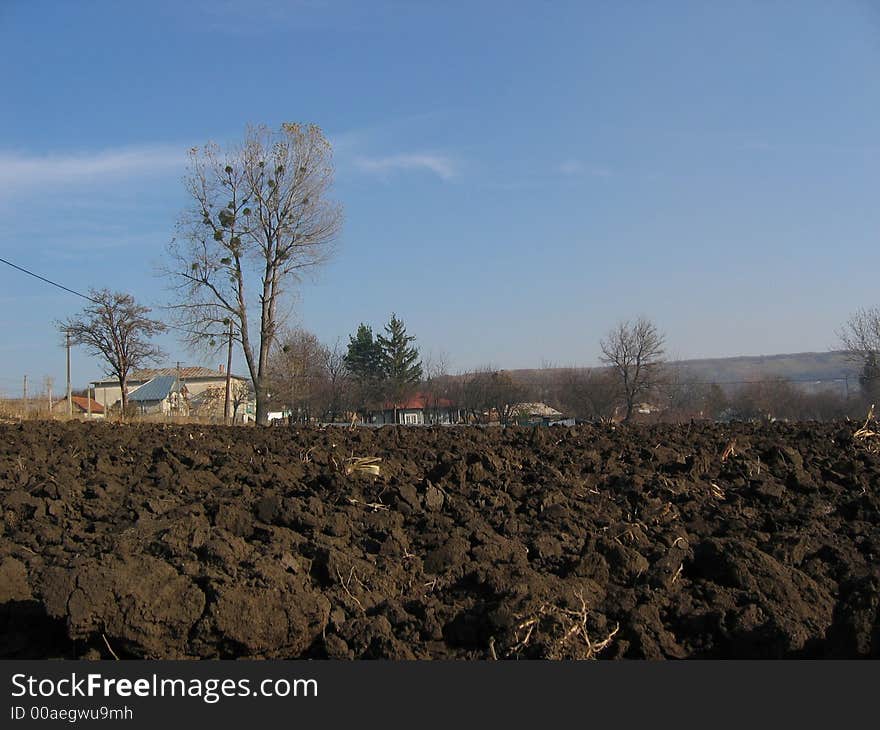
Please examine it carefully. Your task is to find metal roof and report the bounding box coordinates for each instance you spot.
[128,375,178,402]
[94,366,248,385]
[132,367,227,380]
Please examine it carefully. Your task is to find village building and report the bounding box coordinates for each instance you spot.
[51,395,105,419]
[128,375,189,416]
[370,392,461,425]
[91,366,249,413]
[508,402,573,426]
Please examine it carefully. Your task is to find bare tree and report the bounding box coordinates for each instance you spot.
[457,368,526,424]
[838,307,880,360]
[728,379,801,421]
[230,379,254,422]
[600,317,666,422]
[421,350,454,424]
[59,289,166,415]
[552,367,619,420]
[314,339,352,422]
[191,380,253,422]
[702,382,729,420]
[838,307,880,404]
[166,122,343,424]
[267,328,327,422]
[658,364,706,421]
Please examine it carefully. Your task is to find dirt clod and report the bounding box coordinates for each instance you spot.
[1,420,879,659]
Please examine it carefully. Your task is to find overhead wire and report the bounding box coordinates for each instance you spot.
[0,255,227,339]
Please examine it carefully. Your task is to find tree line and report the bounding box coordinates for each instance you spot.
[54,121,880,424]
[265,313,424,423]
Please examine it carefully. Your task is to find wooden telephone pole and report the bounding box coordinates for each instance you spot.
[223,320,233,425]
[66,331,72,417]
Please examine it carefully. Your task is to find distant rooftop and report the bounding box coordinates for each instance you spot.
[94,366,247,384]
[129,375,178,402]
[53,396,105,414]
[510,402,563,418]
[382,392,456,410]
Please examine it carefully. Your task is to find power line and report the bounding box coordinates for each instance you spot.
[0,256,98,302]
[0,254,225,339]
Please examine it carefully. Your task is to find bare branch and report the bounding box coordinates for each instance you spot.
[58,289,166,415]
[600,317,665,421]
[164,123,343,424]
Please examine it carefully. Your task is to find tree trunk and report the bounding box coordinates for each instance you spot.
[255,382,270,425]
[120,377,128,420]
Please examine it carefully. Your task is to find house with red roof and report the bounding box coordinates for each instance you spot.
[370,392,461,425]
[51,396,105,418]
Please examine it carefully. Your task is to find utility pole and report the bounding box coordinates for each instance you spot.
[224,320,233,425]
[176,361,181,415]
[66,331,72,417]
[22,374,28,416]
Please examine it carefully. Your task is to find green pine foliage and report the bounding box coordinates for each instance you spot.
[377,314,423,391]
[345,315,423,411]
[344,324,384,383]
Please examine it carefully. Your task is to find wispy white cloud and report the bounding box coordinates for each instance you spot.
[0,145,187,195]
[354,153,458,180]
[558,159,612,177]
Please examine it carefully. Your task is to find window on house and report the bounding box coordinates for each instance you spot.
[403,413,419,425]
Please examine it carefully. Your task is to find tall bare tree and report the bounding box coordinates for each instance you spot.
[838,307,880,403]
[267,327,327,422]
[191,380,253,423]
[167,122,343,424]
[315,339,352,422]
[457,368,526,424]
[838,307,880,359]
[59,289,166,415]
[600,317,666,421]
[421,351,454,424]
[552,367,619,420]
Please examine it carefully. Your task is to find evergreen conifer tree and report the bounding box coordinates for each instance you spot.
[377,314,423,409]
[344,324,384,411]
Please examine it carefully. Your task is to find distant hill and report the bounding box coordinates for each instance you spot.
[508,351,862,397]
[668,351,859,386]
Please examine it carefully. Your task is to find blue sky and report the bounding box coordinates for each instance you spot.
[1,0,879,393]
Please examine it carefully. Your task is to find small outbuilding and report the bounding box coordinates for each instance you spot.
[52,396,105,418]
[370,392,461,425]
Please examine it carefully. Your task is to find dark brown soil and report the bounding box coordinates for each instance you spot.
[1,421,878,659]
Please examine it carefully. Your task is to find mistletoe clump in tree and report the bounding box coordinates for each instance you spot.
[166,122,343,425]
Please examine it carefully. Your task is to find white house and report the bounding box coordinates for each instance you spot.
[370,392,461,425]
[92,366,249,412]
